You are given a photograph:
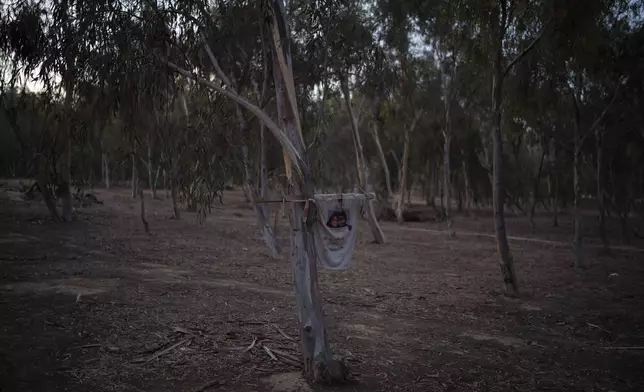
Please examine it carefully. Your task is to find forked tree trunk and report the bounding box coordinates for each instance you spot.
[267,1,347,384]
[396,111,422,224]
[339,75,386,243]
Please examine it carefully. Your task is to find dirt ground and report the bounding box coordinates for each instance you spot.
[1,184,644,392]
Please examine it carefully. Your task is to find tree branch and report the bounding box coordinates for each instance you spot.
[200,32,234,89]
[581,78,625,144]
[163,59,303,178]
[503,22,550,79]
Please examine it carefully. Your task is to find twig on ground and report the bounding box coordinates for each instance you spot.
[173,326,191,334]
[273,324,295,341]
[244,337,258,353]
[586,323,609,333]
[263,345,277,360]
[132,337,192,363]
[601,346,644,350]
[70,344,103,350]
[269,347,301,364]
[193,380,224,392]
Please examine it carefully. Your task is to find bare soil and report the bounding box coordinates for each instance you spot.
[1,185,643,392]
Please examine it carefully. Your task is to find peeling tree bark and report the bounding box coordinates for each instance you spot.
[266,1,347,383]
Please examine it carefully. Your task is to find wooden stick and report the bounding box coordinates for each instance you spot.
[273,324,295,341]
[263,345,277,360]
[601,346,644,350]
[132,337,191,363]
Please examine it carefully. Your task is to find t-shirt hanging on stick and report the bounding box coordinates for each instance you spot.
[312,194,365,270]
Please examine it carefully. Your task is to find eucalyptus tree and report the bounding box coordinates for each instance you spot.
[141,0,352,382]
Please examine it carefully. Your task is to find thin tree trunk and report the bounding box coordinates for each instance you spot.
[131,153,138,199]
[443,131,452,228]
[426,160,435,207]
[59,71,74,223]
[237,103,281,258]
[139,186,150,234]
[396,111,422,224]
[462,151,472,215]
[267,2,347,382]
[102,152,110,189]
[147,135,157,199]
[438,161,445,214]
[596,128,608,251]
[170,162,180,220]
[529,149,546,230]
[572,82,585,268]
[491,12,518,295]
[553,173,560,227]
[38,175,61,222]
[339,74,386,243]
[397,126,411,224]
[371,106,392,200]
[163,168,168,198]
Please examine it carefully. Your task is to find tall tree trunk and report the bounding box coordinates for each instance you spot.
[596,128,608,251]
[425,160,435,207]
[461,151,472,215]
[61,74,74,223]
[147,135,157,199]
[102,152,110,189]
[38,175,61,222]
[170,160,180,220]
[397,125,411,224]
[491,10,518,295]
[163,168,168,198]
[371,105,392,200]
[131,153,138,199]
[572,82,585,268]
[395,111,422,224]
[529,149,546,230]
[443,131,452,228]
[237,103,281,258]
[267,2,347,383]
[139,187,149,234]
[339,75,386,243]
[553,173,560,227]
[438,161,445,214]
